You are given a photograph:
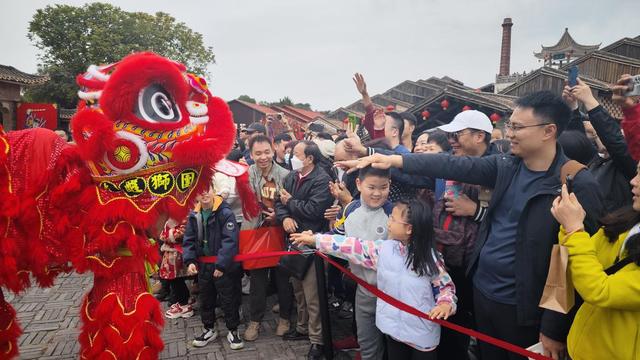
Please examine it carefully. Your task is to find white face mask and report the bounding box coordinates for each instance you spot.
[284,153,291,163]
[290,156,304,171]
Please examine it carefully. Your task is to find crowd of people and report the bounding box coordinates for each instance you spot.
[151,73,640,360]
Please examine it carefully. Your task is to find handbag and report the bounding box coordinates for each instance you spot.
[539,243,574,313]
[278,242,315,280]
[539,161,589,313]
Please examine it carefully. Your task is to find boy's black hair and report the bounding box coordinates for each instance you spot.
[395,199,438,276]
[357,165,390,181]
[514,90,571,136]
[273,133,292,144]
[248,134,272,151]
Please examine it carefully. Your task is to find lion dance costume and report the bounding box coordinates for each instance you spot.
[0,52,258,359]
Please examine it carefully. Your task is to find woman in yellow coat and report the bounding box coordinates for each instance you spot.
[551,170,640,360]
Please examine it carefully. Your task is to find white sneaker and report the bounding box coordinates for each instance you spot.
[227,330,244,350]
[192,328,218,347]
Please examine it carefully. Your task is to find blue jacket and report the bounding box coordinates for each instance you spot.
[182,200,239,272]
[402,145,604,341]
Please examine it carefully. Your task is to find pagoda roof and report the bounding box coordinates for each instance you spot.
[534,28,600,58]
[0,65,48,85]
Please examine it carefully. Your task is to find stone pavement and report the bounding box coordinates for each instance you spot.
[6,272,355,359]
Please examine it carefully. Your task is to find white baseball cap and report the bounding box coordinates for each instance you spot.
[438,110,493,134]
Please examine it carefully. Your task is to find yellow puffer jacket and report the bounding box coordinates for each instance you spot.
[561,228,640,360]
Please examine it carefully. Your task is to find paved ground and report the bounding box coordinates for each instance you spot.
[6,272,355,360]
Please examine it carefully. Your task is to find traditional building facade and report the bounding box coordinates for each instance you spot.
[0,65,48,130]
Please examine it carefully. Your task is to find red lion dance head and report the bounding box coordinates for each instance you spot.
[0,52,254,359]
[72,51,237,223]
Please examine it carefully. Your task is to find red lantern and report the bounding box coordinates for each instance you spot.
[386,105,395,111]
[421,110,430,120]
[440,99,449,110]
[462,105,472,111]
[490,113,501,123]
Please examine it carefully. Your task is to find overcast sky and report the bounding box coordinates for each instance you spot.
[1,1,639,110]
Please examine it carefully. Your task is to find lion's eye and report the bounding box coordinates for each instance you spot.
[135,84,181,123]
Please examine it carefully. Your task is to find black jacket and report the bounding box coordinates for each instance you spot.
[581,106,635,212]
[275,166,334,233]
[402,145,604,341]
[182,201,239,272]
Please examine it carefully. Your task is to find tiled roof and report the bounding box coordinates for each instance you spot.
[562,50,640,69]
[499,66,610,94]
[0,65,48,85]
[600,37,640,55]
[281,106,324,121]
[234,99,277,115]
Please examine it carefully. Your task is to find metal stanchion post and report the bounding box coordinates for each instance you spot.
[315,255,333,360]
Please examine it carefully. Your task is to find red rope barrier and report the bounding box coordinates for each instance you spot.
[196,250,551,360]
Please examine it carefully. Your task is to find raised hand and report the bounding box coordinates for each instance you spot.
[562,84,578,110]
[611,74,639,109]
[570,78,599,110]
[353,73,368,96]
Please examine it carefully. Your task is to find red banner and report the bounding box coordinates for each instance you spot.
[16,103,58,130]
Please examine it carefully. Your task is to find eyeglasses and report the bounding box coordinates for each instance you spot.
[389,215,409,225]
[504,122,552,133]
[447,129,475,141]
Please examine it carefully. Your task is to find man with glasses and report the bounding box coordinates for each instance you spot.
[340,91,604,360]
[432,110,497,359]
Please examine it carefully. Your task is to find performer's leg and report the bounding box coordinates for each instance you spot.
[0,289,20,359]
[79,259,164,360]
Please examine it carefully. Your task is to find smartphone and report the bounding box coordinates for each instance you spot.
[625,75,640,96]
[568,66,579,87]
[331,166,340,181]
[565,175,574,194]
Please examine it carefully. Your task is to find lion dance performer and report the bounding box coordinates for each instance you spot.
[0,52,258,359]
